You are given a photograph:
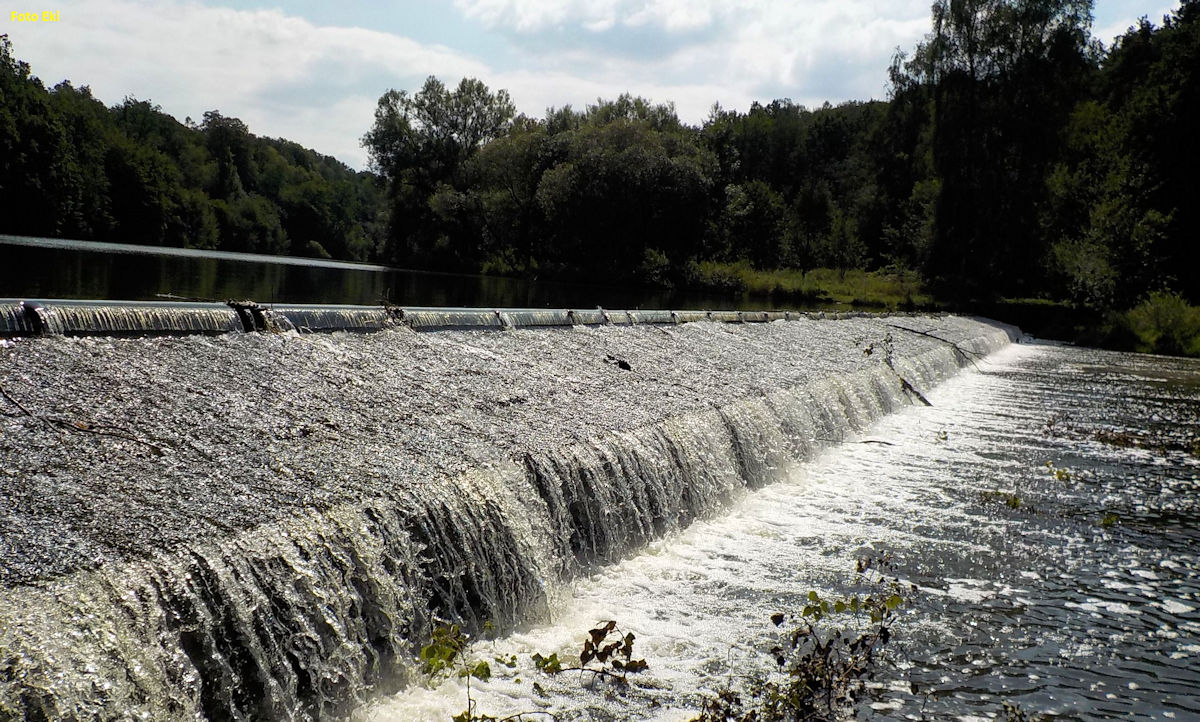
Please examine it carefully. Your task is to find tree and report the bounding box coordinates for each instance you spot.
[458,117,554,273]
[533,97,716,283]
[899,0,1097,300]
[0,34,76,237]
[201,110,255,198]
[722,180,789,268]
[363,76,516,265]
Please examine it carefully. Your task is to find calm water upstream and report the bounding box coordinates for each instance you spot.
[0,235,751,309]
[360,342,1200,721]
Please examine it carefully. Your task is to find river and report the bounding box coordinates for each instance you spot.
[0,234,748,310]
[358,342,1200,721]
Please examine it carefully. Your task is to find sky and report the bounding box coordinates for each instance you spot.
[4,0,1178,170]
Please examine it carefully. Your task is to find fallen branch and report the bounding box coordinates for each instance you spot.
[898,376,933,407]
[884,323,983,369]
[0,382,166,455]
[0,383,34,417]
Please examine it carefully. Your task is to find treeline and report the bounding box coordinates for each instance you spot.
[0,35,386,261]
[363,0,1198,319]
[362,79,894,287]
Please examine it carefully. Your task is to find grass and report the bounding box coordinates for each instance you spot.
[689,261,934,310]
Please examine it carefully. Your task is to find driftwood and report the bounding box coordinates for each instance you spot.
[884,323,983,369]
[0,383,165,455]
[897,376,933,406]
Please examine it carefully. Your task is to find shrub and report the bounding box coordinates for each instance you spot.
[1123,292,1200,357]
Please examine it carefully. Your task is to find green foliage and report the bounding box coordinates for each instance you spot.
[1123,292,1200,356]
[982,490,1025,510]
[0,35,385,261]
[362,76,516,267]
[423,619,646,722]
[1044,460,1072,482]
[419,623,472,679]
[694,556,913,721]
[532,620,649,688]
[685,262,931,309]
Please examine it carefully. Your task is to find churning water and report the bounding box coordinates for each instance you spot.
[2,316,1196,721]
[360,343,1200,721]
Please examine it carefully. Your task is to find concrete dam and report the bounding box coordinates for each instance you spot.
[0,304,1018,720]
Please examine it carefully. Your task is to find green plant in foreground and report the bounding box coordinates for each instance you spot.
[542,620,649,687]
[694,555,914,721]
[417,623,505,722]
[419,619,648,721]
[1044,460,1072,482]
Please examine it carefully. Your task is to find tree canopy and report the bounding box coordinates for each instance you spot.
[0,35,385,261]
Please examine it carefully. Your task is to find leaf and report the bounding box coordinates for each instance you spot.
[589,623,613,645]
[471,661,491,681]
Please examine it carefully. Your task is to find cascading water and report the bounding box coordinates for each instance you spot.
[0,315,1015,720]
[359,341,1200,721]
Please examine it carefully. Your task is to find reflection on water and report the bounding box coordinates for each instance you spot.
[362,343,1200,721]
[0,235,760,309]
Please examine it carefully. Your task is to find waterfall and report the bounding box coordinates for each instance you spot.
[0,315,1015,720]
[5,300,245,336]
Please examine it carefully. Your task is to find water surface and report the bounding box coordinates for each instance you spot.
[361,343,1200,720]
[0,235,753,309]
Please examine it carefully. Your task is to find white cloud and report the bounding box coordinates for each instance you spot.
[453,0,935,102]
[453,0,725,34]
[8,0,940,167]
[1092,3,1176,47]
[7,0,492,168]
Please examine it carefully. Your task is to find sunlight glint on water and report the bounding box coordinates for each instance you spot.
[360,343,1200,721]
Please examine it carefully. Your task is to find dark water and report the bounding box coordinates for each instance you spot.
[0,235,753,309]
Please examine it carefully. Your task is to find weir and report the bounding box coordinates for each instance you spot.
[0,308,1017,720]
[1,299,823,337]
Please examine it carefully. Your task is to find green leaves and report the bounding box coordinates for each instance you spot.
[460,661,491,682]
[418,622,469,679]
[697,556,914,721]
[531,652,562,674]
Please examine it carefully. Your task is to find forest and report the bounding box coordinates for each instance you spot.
[1,0,1198,353]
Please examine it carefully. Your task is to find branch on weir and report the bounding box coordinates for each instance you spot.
[0,383,166,455]
[864,332,934,407]
[884,323,983,369]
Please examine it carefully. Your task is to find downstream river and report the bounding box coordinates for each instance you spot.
[361,342,1200,721]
